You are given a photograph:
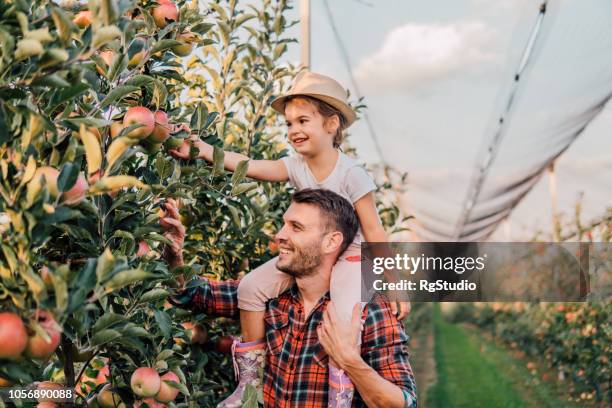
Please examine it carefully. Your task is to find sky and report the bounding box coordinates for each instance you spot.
[281,0,612,241]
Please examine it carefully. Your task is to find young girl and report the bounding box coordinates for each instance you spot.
[170,71,409,408]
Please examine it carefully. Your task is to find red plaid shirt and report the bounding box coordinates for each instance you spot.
[173,278,417,408]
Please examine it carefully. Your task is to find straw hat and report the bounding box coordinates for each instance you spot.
[271,71,357,127]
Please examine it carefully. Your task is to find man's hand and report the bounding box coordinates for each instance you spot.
[160,198,185,272]
[317,302,363,370]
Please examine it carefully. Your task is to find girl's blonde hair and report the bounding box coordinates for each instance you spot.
[284,95,348,148]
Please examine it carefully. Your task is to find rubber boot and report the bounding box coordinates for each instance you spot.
[328,363,355,408]
[216,339,265,408]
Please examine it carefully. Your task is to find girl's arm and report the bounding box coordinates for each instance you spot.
[354,192,411,319]
[354,192,387,243]
[169,135,288,182]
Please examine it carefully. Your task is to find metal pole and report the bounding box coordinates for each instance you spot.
[300,0,310,69]
[547,161,560,241]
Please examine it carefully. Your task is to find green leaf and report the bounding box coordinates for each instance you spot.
[99,85,140,109]
[96,249,115,283]
[122,324,150,337]
[156,349,173,361]
[57,162,79,192]
[140,288,170,303]
[231,182,258,196]
[231,160,249,185]
[151,39,182,55]
[93,313,126,334]
[104,269,151,292]
[168,380,190,397]
[51,272,68,313]
[154,309,172,338]
[212,146,225,177]
[91,329,122,347]
[31,73,71,88]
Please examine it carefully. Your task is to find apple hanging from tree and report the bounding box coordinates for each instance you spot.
[73,10,92,28]
[24,311,61,360]
[30,167,88,205]
[154,371,180,403]
[97,384,126,408]
[152,0,178,28]
[148,111,171,143]
[0,312,27,359]
[131,367,161,398]
[123,107,155,139]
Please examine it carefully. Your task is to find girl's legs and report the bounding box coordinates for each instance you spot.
[217,257,294,408]
[328,243,365,408]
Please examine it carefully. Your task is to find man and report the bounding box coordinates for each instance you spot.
[161,189,417,407]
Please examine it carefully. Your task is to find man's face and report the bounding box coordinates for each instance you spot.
[274,202,328,277]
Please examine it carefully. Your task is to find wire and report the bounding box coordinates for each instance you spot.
[452,1,549,241]
[322,0,387,166]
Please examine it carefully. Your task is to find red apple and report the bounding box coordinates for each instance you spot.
[181,322,208,344]
[214,336,235,354]
[154,371,180,403]
[0,312,28,359]
[136,240,151,257]
[131,367,161,398]
[148,111,171,143]
[73,10,92,28]
[97,384,126,408]
[123,107,155,139]
[152,1,178,28]
[25,311,61,360]
[31,167,88,205]
[62,172,89,205]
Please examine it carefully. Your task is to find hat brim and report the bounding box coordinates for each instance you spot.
[270,93,357,128]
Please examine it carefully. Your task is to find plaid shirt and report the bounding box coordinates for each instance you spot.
[172,278,417,408]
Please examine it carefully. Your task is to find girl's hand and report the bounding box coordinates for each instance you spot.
[390,300,411,320]
[168,133,202,160]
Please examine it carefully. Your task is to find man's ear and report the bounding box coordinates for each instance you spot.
[322,230,344,255]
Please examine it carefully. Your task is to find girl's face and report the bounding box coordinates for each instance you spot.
[284,98,338,156]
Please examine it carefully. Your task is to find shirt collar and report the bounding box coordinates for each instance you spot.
[289,283,331,304]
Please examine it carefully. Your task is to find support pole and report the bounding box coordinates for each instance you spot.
[300,0,310,69]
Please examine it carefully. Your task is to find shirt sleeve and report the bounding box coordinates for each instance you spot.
[168,277,240,318]
[280,155,299,188]
[359,294,418,408]
[345,165,377,204]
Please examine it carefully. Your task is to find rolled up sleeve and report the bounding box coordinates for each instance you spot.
[169,277,240,318]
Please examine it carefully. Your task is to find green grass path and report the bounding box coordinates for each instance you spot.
[425,304,578,408]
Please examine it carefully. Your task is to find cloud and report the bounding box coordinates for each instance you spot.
[353,22,499,92]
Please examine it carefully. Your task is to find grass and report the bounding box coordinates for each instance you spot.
[424,304,581,408]
[426,304,529,408]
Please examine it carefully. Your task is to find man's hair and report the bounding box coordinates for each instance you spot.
[284,95,348,148]
[291,189,359,254]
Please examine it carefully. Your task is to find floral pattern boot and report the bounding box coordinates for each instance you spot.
[328,363,355,408]
[216,339,266,408]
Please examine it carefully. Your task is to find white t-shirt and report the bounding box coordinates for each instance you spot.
[280,152,376,243]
